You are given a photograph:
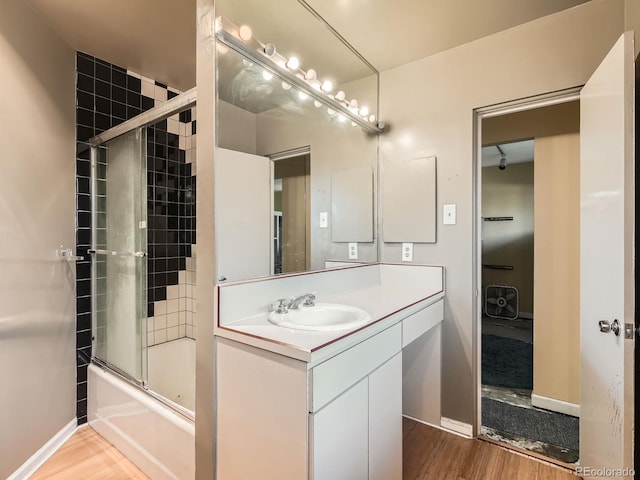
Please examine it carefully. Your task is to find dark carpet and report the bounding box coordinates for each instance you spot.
[482,397,580,453]
[482,334,532,390]
[482,333,579,461]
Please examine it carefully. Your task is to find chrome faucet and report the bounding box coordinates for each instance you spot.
[288,293,316,309]
[272,298,289,314]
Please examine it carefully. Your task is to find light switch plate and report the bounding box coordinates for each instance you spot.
[348,242,358,259]
[319,212,328,228]
[402,243,413,262]
[443,204,457,225]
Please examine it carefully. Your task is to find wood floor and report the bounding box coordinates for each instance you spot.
[403,418,581,480]
[30,426,148,480]
[32,421,580,479]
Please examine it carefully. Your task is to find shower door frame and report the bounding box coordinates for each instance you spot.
[89,128,148,385]
[88,88,197,388]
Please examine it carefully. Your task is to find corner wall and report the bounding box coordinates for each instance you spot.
[379,0,625,426]
[0,1,76,477]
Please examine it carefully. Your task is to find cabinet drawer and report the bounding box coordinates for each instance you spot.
[311,323,401,412]
[402,299,443,348]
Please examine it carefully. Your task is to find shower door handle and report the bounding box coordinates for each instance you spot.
[88,249,147,258]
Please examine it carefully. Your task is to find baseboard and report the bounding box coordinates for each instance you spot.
[8,418,77,480]
[403,414,444,432]
[531,393,580,417]
[440,416,473,438]
[403,414,474,439]
[519,312,533,320]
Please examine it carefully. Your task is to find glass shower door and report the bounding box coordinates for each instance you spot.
[91,128,148,385]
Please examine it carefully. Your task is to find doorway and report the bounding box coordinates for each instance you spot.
[473,33,635,476]
[271,149,311,275]
[476,97,581,466]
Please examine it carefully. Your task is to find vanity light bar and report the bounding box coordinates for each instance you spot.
[214,17,384,135]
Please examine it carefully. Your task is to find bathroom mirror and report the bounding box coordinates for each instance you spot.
[214,0,379,282]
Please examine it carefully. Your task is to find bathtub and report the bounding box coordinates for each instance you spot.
[148,338,196,412]
[88,338,195,480]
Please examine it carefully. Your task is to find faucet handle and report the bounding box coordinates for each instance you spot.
[303,293,316,307]
[271,298,289,314]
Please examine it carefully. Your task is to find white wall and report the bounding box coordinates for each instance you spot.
[379,0,625,425]
[0,0,76,477]
[482,162,534,315]
[218,100,256,154]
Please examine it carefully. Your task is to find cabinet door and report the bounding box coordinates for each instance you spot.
[311,378,368,480]
[369,353,402,480]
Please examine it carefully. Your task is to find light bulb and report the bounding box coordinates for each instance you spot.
[263,43,277,56]
[286,56,299,70]
[281,81,291,91]
[314,100,322,108]
[359,106,369,117]
[349,99,358,109]
[351,122,357,127]
[327,108,335,116]
[321,80,333,93]
[298,91,308,100]
[305,69,317,81]
[262,70,273,81]
[368,114,376,123]
[338,114,346,122]
[238,25,252,41]
[334,90,345,102]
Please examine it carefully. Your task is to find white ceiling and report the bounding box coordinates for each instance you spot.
[482,139,534,168]
[303,0,590,72]
[26,0,197,91]
[26,0,590,91]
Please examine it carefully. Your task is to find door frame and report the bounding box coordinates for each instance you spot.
[472,87,582,465]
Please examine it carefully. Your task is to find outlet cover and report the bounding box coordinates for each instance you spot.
[402,243,413,262]
[443,204,457,225]
[319,212,328,228]
[348,242,358,259]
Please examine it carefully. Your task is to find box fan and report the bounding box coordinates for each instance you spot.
[485,284,519,320]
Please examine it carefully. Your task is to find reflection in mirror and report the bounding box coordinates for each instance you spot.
[271,149,311,275]
[214,3,380,282]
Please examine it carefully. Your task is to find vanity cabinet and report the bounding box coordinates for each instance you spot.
[216,285,444,480]
[310,325,402,480]
[311,356,402,480]
[311,376,369,479]
[216,323,403,480]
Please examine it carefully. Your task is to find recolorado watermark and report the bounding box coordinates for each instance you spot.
[576,466,635,477]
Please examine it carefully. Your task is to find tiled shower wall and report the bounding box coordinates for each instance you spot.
[75,52,196,424]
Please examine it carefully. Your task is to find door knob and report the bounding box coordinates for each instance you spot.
[598,319,621,336]
[611,319,621,336]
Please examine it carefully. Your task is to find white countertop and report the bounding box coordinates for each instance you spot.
[216,281,444,365]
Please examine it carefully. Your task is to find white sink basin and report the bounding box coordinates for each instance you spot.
[268,303,371,331]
